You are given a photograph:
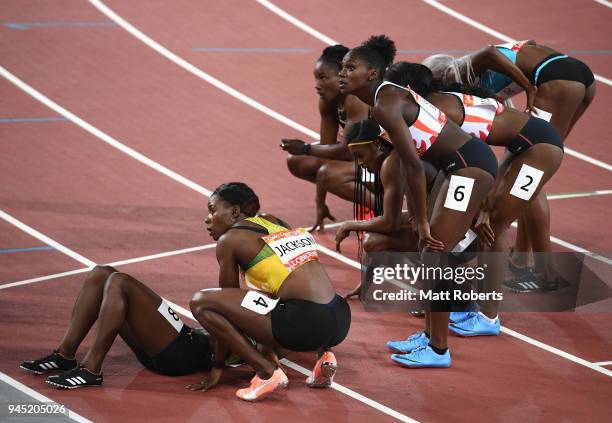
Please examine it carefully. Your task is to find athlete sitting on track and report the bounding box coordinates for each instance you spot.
[188,182,351,401]
[338,35,498,368]
[384,62,563,339]
[20,265,213,389]
[424,40,595,291]
[280,45,374,231]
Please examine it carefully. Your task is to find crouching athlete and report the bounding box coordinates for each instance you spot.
[189,182,351,401]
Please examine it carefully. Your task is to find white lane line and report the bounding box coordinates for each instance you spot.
[500,327,612,377]
[421,0,612,88]
[255,0,338,45]
[593,360,612,366]
[88,0,319,140]
[3,0,610,384]
[2,212,610,383]
[254,0,612,171]
[279,359,417,423]
[592,0,612,9]
[107,243,217,267]
[162,298,417,423]
[564,147,612,172]
[1,5,606,264]
[0,268,91,291]
[315,246,612,378]
[547,189,612,200]
[0,243,218,290]
[0,66,213,197]
[0,371,92,423]
[0,209,96,268]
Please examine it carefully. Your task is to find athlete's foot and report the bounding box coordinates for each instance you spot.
[20,350,77,375]
[449,312,500,336]
[236,368,288,401]
[391,346,451,368]
[46,364,102,389]
[306,351,337,388]
[504,270,560,293]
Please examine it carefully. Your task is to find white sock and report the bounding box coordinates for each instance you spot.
[478,312,498,324]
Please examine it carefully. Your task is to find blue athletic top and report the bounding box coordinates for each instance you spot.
[479,41,530,100]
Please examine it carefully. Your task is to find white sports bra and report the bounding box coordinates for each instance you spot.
[374,81,447,157]
[447,92,504,141]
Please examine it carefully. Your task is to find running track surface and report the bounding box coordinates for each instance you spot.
[1,1,611,421]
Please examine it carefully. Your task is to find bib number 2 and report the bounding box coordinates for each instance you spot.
[444,175,475,212]
[510,164,544,201]
[241,291,279,315]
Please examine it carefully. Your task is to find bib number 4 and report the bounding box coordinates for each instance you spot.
[241,291,279,315]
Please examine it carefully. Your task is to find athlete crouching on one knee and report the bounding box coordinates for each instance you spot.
[189,182,351,401]
[20,266,215,389]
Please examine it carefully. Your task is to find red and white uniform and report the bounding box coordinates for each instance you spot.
[374,81,447,157]
[448,92,504,141]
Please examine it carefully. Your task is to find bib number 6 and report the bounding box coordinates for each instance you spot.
[444,175,475,212]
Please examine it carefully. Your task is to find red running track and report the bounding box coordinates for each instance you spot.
[1,0,611,421]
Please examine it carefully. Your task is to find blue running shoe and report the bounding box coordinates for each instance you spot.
[449,311,477,323]
[449,312,500,336]
[391,346,451,368]
[386,332,429,353]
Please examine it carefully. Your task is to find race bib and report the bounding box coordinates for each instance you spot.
[263,228,318,271]
[452,229,478,253]
[510,164,544,201]
[444,175,475,212]
[241,290,279,315]
[157,300,184,333]
[531,107,552,122]
[462,94,505,113]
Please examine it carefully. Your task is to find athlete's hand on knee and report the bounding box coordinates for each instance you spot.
[475,210,495,246]
[185,367,222,392]
[335,223,351,253]
[524,85,538,113]
[311,203,336,232]
[280,138,307,155]
[418,221,444,252]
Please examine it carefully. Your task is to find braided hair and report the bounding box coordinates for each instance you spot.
[211,182,260,217]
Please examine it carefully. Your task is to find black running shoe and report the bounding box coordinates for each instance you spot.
[46,365,103,389]
[20,350,77,375]
[504,271,560,293]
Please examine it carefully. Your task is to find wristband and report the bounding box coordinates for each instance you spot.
[302,143,311,155]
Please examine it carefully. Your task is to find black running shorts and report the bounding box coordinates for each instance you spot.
[271,295,351,352]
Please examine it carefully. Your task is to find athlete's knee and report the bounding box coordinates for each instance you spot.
[286,154,306,178]
[103,272,132,293]
[87,265,118,287]
[316,162,336,186]
[363,233,383,253]
[190,291,217,316]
